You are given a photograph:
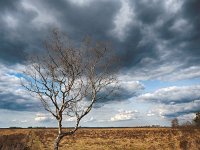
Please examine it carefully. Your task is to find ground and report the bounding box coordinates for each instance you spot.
[0,127,200,150]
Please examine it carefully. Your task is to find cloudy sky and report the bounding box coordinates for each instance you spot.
[0,0,200,127]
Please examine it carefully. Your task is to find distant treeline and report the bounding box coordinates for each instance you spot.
[6,126,170,129]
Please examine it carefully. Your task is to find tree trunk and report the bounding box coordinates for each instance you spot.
[54,134,62,150]
[54,117,63,150]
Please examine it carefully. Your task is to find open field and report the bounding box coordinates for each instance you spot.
[0,127,200,150]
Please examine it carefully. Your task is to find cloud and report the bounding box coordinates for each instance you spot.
[94,79,144,107]
[0,0,199,82]
[148,100,200,119]
[137,85,200,120]
[21,0,59,28]
[177,113,196,122]
[117,0,200,82]
[68,0,94,6]
[118,75,145,91]
[138,85,200,104]
[110,109,139,121]
[110,0,133,41]
[21,120,28,123]
[0,62,144,112]
[34,113,53,122]
[146,110,155,117]
[83,117,95,123]
[162,66,200,81]
[0,63,41,111]
[64,117,76,122]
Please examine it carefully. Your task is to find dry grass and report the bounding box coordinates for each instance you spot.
[0,127,200,150]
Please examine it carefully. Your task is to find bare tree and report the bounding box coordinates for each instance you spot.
[193,112,200,126]
[181,121,193,127]
[171,118,179,128]
[22,29,118,150]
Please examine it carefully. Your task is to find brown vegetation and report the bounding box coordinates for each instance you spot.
[1,127,200,150]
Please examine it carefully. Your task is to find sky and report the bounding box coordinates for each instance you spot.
[0,0,200,128]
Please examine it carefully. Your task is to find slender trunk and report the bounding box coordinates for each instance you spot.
[54,134,62,150]
[54,118,62,150]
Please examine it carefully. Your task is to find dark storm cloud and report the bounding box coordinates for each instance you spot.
[0,0,20,11]
[0,92,41,111]
[118,0,200,78]
[93,80,144,107]
[133,0,164,25]
[118,27,158,69]
[179,0,200,59]
[154,0,200,56]
[152,0,200,68]
[0,0,43,64]
[0,0,24,63]
[0,38,27,64]
[47,0,121,39]
[0,0,121,64]
[94,87,139,108]
[0,0,199,75]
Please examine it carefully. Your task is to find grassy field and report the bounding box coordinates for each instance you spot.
[0,127,200,150]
